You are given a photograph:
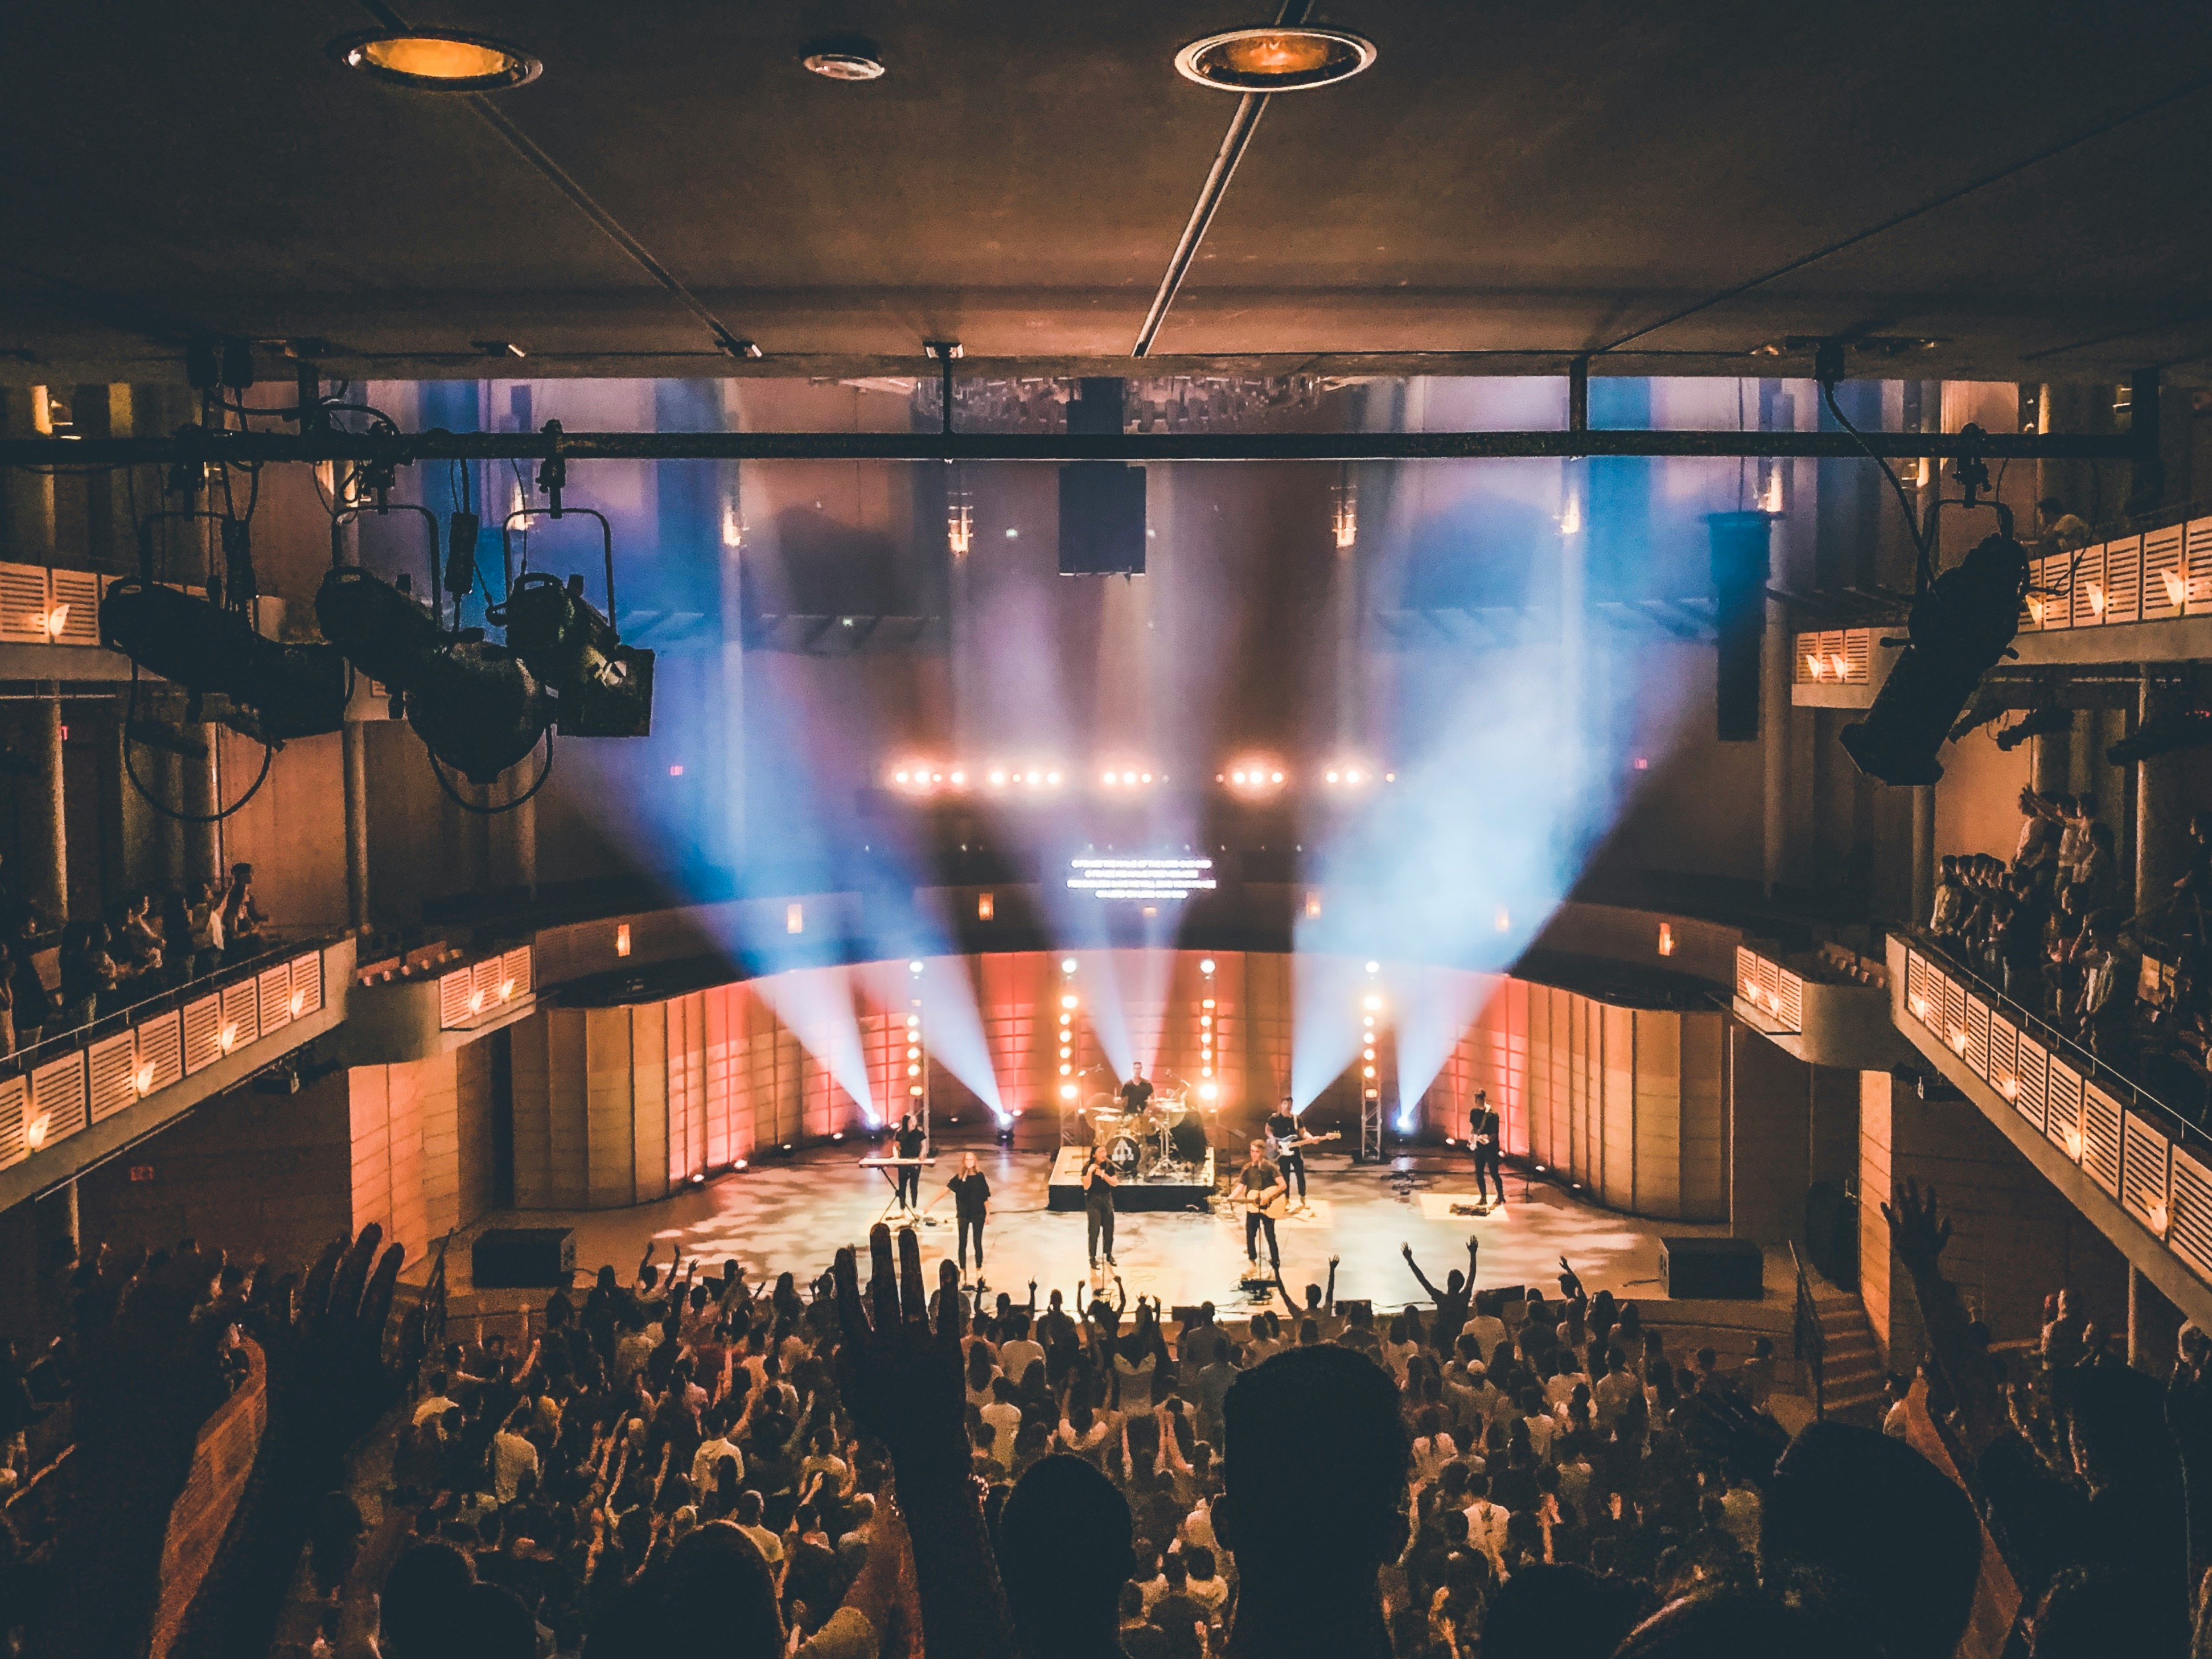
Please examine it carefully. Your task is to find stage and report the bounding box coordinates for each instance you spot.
[1045,1145,1216,1211]
[417,1137,1805,1334]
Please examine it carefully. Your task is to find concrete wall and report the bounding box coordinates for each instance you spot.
[75,1073,353,1271]
[1859,1069,2128,1370]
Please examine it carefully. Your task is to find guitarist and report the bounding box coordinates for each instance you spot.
[1265,1095,1316,1214]
[1228,1138,1288,1272]
[1469,1089,1504,1209]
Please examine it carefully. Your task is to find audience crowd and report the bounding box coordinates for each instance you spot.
[2,1182,2206,1659]
[1927,782,2212,1122]
[339,1194,2207,1659]
[0,859,272,1058]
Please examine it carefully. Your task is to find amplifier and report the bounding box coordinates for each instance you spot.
[472,1227,575,1290]
[1659,1236,1763,1300]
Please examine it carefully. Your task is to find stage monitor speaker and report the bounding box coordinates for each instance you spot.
[1659,1235,1763,1299]
[1709,511,1772,743]
[472,1226,575,1289]
[1058,463,1146,575]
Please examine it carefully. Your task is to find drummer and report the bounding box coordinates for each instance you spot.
[1116,1061,1154,1121]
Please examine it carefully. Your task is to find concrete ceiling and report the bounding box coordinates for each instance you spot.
[6,2,2212,387]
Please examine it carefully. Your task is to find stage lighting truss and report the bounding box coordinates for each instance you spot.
[1197,956,1220,1099]
[1056,974,1082,1100]
[1099,764,1162,790]
[1219,755,1287,795]
[889,759,1066,795]
[903,1003,927,1114]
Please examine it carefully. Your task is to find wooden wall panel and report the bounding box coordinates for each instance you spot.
[1633,1011,1681,1218]
[632,1004,668,1204]
[585,1008,635,1210]
[1679,1013,1728,1221]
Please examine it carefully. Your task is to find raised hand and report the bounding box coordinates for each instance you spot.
[1881,1178,1954,1276]
[833,1225,967,1471]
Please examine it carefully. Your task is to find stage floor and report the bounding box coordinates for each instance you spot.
[424,1139,1802,1326]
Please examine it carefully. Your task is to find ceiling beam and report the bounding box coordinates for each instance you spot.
[0,427,2140,469]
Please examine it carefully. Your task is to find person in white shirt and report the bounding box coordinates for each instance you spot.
[980,1377,1024,1466]
[412,1372,460,1427]
[997,1312,1046,1390]
[1462,1472,1512,1578]
[1593,1348,1641,1432]
[734,1489,783,1564]
[490,1408,539,1504]
[1465,1296,1509,1362]
[691,1419,744,1495]
[1719,1465,1762,1554]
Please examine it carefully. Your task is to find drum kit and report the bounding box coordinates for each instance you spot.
[1079,1073,1213,1180]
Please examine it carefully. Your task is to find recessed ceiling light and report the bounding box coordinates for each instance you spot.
[1174,27,1376,91]
[803,34,886,81]
[330,30,541,92]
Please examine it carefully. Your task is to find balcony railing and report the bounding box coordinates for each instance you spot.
[1901,935,2212,1293]
[0,933,339,1176]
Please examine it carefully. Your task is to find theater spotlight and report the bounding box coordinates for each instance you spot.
[317,566,552,786]
[101,580,348,741]
[1995,707,2074,752]
[497,507,655,737]
[2108,707,2212,765]
[1839,531,2030,785]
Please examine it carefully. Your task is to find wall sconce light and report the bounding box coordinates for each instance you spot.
[24,1112,51,1151]
[290,989,306,1017]
[1658,923,1676,958]
[787,903,804,935]
[977,892,994,920]
[219,1022,240,1053]
[616,923,632,957]
[135,1061,157,1095]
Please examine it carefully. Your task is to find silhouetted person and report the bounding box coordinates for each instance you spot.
[1610,1587,1855,1659]
[1759,1422,1982,1659]
[996,1455,1135,1659]
[1215,1345,1408,1659]
[1481,1562,1647,1659]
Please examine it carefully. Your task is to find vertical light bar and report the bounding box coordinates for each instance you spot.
[1198,956,1219,1103]
[1056,957,1081,1108]
[904,960,927,1143]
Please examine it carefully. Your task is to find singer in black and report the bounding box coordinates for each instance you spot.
[1116,1061,1154,1118]
[1082,1140,1120,1267]
[1468,1090,1503,1208]
[893,1112,926,1212]
[947,1151,990,1275]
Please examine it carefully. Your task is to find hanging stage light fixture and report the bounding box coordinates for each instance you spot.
[101,506,348,743]
[1838,530,2030,786]
[316,565,553,785]
[494,439,654,737]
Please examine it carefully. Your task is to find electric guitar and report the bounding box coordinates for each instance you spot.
[1268,1127,1341,1161]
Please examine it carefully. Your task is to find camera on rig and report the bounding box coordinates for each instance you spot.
[503,571,655,737]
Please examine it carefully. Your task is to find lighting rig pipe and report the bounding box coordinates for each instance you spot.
[0,430,2141,468]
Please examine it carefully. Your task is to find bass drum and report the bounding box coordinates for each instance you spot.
[1106,1135,1144,1177]
[1169,1116,1211,1168]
